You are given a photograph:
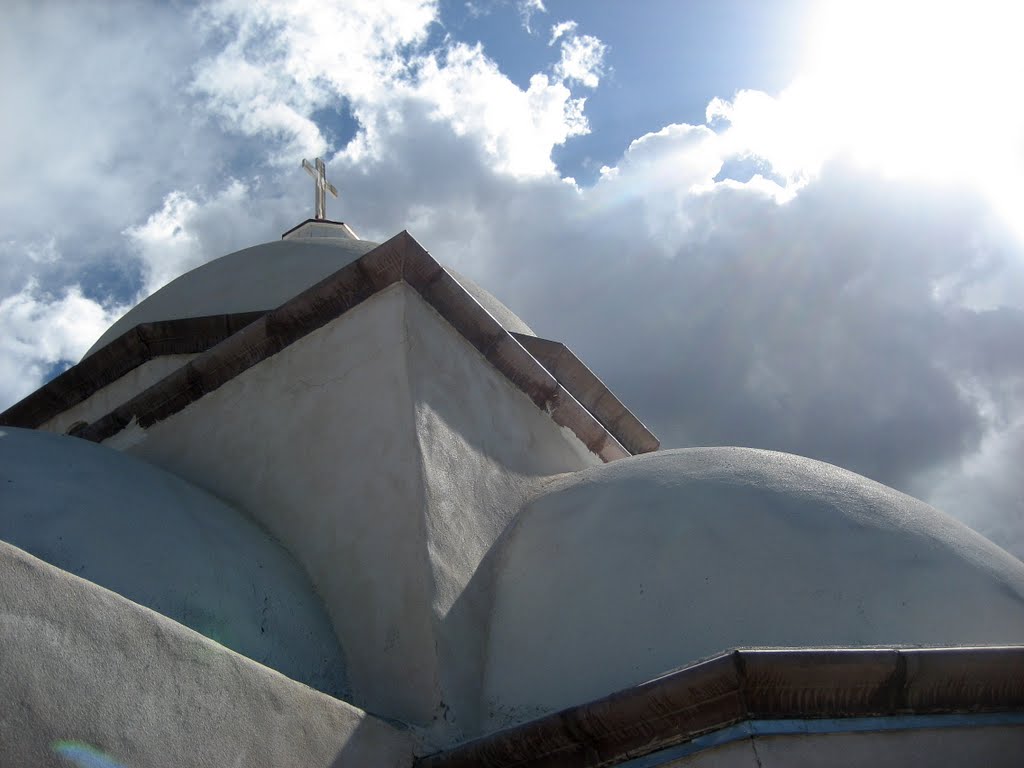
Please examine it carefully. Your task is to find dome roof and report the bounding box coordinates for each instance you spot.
[0,427,348,698]
[483,447,1024,728]
[85,235,533,359]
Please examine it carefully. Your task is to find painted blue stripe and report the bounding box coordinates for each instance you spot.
[616,712,1024,768]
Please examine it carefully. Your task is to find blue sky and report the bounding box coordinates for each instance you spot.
[1,0,1023,557]
[437,0,813,182]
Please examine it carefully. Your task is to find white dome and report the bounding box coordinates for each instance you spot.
[0,427,348,697]
[483,447,1024,727]
[85,235,533,358]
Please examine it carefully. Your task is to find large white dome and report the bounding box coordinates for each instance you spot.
[85,235,533,358]
[0,427,348,697]
[483,447,1024,727]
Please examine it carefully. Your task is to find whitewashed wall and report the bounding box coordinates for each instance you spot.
[482,448,1024,730]
[0,541,413,768]
[113,284,597,736]
[39,354,196,435]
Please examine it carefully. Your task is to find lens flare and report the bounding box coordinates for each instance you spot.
[52,741,127,768]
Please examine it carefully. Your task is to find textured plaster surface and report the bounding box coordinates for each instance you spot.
[0,427,347,697]
[111,285,593,733]
[117,286,438,723]
[660,726,1024,767]
[483,448,1024,728]
[39,354,196,435]
[0,540,413,768]
[404,295,596,740]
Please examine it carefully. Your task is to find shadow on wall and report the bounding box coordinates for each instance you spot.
[0,427,349,699]
[436,479,556,741]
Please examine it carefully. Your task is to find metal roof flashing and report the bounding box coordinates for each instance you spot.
[281,219,359,240]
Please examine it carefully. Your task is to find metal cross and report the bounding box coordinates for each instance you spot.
[302,157,338,220]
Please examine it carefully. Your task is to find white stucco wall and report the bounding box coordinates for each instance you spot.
[110,285,598,735]
[0,540,413,768]
[402,294,597,739]
[39,354,196,434]
[0,427,347,697]
[482,448,1024,729]
[116,285,440,724]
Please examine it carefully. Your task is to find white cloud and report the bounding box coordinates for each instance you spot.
[123,191,203,295]
[516,0,546,33]
[549,20,577,45]
[124,180,266,296]
[707,0,1024,238]
[191,0,437,162]
[190,1,602,179]
[553,32,606,88]
[414,44,589,177]
[0,282,126,407]
[0,4,211,243]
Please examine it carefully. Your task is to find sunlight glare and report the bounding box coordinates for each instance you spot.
[801,0,1023,235]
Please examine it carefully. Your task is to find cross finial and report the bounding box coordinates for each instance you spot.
[302,157,338,220]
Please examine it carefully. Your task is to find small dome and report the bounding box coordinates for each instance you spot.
[85,235,533,358]
[483,447,1024,727]
[446,268,535,338]
[0,427,348,698]
[85,237,377,357]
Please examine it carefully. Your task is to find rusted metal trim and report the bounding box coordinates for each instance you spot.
[513,333,660,455]
[0,312,266,429]
[54,231,645,462]
[415,646,1024,768]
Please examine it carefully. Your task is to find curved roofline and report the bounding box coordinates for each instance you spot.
[84,237,381,357]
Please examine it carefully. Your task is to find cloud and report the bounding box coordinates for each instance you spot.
[0,3,213,267]
[553,31,606,89]
[413,44,589,177]
[516,0,546,33]
[190,0,438,163]
[124,180,265,295]
[189,0,596,179]
[549,20,577,45]
[0,282,125,408]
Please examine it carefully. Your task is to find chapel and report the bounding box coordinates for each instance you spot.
[1,160,1023,768]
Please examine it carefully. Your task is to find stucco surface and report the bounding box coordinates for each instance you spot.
[483,448,1024,727]
[0,540,413,768]
[111,285,592,734]
[117,286,442,724]
[0,427,348,697]
[404,294,596,739]
[39,354,196,434]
